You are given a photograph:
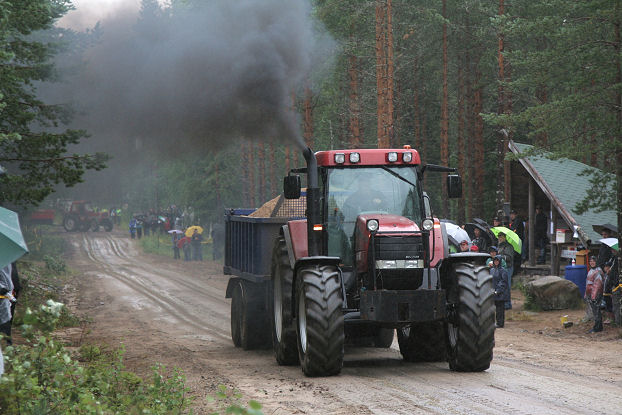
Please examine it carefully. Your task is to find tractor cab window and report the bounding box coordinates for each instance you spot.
[325,166,422,265]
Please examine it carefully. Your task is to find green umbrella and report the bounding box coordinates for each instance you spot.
[599,238,618,251]
[491,226,522,254]
[0,206,29,268]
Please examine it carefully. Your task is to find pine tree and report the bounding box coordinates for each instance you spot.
[0,0,107,206]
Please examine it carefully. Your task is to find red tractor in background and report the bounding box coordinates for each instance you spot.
[225,146,494,377]
[63,201,113,232]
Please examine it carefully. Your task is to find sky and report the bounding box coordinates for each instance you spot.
[57,0,141,31]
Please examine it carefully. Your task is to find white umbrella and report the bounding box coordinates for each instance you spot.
[167,229,183,234]
[444,222,471,246]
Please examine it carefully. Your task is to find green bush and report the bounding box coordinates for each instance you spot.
[0,301,192,414]
[43,255,66,274]
[207,385,264,415]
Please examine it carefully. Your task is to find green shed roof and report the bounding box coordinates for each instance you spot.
[510,141,616,245]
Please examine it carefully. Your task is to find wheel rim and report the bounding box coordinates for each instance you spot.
[401,326,410,339]
[67,218,75,229]
[298,286,307,353]
[274,267,283,342]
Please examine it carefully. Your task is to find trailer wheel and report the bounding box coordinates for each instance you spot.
[270,238,298,365]
[446,262,495,372]
[296,265,344,377]
[231,281,242,347]
[373,328,395,348]
[231,280,270,350]
[397,322,446,362]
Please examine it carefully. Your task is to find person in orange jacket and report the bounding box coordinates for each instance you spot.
[585,256,605,333]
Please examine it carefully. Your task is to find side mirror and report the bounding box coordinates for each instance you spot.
[283,175,301,199]
[447,174,462,198]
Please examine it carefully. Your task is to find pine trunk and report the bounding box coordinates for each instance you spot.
[269,141,276,198]
[304,86,314,148]
[376,0,389,148]
[386,0,395,147]
[465,46,474,221]
[248,141,256,207]
[457,64,466,225]
[440,0,449,218]
[413,63,421,150]
[473,65,484,217]
[496,0,506,216]
[348,53,362,147]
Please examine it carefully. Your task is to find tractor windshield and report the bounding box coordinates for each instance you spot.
[325,166,422,265]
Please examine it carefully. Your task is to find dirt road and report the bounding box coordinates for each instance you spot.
[64,232,621,414]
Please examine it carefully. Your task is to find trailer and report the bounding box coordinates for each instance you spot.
[224,201,305,350]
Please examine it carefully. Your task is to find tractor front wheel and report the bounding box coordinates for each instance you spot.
[296,265,344,377]
[446,262,495,372]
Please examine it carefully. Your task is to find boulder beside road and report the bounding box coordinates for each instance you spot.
[524,276,582,310]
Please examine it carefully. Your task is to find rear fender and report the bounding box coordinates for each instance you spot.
[284,220,308,269]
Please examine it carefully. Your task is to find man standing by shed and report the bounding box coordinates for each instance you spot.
[535,206,548,264]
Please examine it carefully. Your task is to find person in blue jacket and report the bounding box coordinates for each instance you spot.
[129,217,137,239]
[491,255,510,328]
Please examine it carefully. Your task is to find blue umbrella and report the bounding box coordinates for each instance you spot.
[0,207,29,268]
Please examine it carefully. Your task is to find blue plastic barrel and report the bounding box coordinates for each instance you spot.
[564,265,587,297]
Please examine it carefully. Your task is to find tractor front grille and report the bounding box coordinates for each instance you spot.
[373,235,424,261]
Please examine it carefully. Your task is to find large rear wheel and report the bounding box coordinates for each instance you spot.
[296,265,344,377]
[446,262,495,372]
[397,321,446,362]
[270,237,298,365]
[63,216,78,232]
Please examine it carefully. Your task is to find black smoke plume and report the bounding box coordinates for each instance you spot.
[53,0,330,156]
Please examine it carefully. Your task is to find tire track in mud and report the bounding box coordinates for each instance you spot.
[81,234,231,342]
[101,234,231,314]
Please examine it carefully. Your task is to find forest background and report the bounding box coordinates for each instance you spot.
[2,0,620,229]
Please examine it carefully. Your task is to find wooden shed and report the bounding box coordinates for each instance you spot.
[507,141,616,275]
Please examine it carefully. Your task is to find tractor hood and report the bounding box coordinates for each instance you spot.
[356,214,421,234]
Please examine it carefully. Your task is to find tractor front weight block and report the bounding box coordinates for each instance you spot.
[360,290,446,323]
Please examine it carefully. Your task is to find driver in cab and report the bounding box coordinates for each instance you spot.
[343,173,386,218]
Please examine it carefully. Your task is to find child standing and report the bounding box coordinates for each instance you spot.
[491,255,510,328]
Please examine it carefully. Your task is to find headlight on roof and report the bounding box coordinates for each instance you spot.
[367,219,379,232]
[349,152,360,163]
[335,153,345,164]
[387,152,398,162]
[422,218,434,231]
[403,152,412,162]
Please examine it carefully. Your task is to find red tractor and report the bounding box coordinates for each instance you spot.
[225,146,494,377]
[63,201,113,232]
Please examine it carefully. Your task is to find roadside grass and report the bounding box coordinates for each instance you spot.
[139,232,218,261]
[140,232,175,257]
[0,226,195,414]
